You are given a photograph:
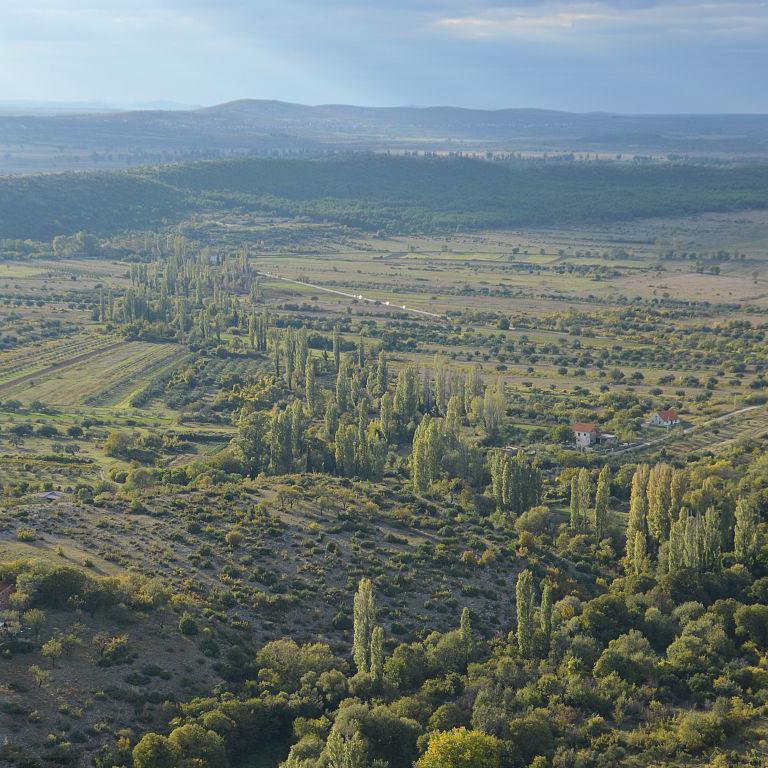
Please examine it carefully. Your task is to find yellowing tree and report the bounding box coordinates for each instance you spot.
[417,727,502,768]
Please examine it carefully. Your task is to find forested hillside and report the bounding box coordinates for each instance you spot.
[3,155,768,240]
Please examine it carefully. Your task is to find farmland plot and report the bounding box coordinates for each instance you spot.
[0,340,183,406]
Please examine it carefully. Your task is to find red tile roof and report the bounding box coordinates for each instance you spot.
[656,409,679,422]
[572,422,599,433]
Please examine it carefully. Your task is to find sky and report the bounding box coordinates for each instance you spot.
[0,0,766,113]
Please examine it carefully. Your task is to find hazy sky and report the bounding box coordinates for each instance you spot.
[0,0,766,113]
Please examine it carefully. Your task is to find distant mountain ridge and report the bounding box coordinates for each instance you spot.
[1,99,767,173]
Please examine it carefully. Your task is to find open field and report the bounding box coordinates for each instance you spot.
[2,199,768,768]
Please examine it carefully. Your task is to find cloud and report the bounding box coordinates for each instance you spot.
[432,1,768,39]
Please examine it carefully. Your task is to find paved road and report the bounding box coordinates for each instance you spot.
[256,270,444,319]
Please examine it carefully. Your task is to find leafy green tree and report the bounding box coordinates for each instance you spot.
[167,724,226,768]
[28,664,52,688]
[22,608,46,641]
[416,727,502,768]
[325,724,369,768]
[734,604,768,649]
[593,629,657,684]
[132,733,179,768]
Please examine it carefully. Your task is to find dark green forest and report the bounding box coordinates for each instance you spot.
[3,155,768,240]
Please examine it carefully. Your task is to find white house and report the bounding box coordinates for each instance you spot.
[572,422,616,450]
[649,409,680,427]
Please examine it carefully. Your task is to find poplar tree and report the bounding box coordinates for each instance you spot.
[355,401,369,479]
[702,506,722,571]
[393,366,419,425]
[482,382,505,439]
[370,626,384,685]
[647,462,673,543]
[626,464,650,571]
[304,359,317,415]
[570,469,590,531]
[295,328,309,381]
[516,569,535,658]
[375,352,388,396]
[269,407,293,475]
[335,424,357,477]
[353,578,375,674]
[632,531,648,575]
[734,497,761,568]
[569,475,581,530]
[412,415,441,494]
[324,401,339,442]
[670,468,688,520]
[379,393,393,442]
[540,579,553,645]
[284,333,296,388]
[460,607,472,655]
[333,325,341,372]
[489,450,542,515]
[668,514,686,573]
[336,356,351,412]
[594,465,611,540]
[445,393,462,440]
[464,365,483,414]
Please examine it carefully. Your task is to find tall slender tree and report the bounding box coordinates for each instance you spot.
[734,497,761,568]
[353,578,375,674]
[594,465,611,540]
[516,569,535,659]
